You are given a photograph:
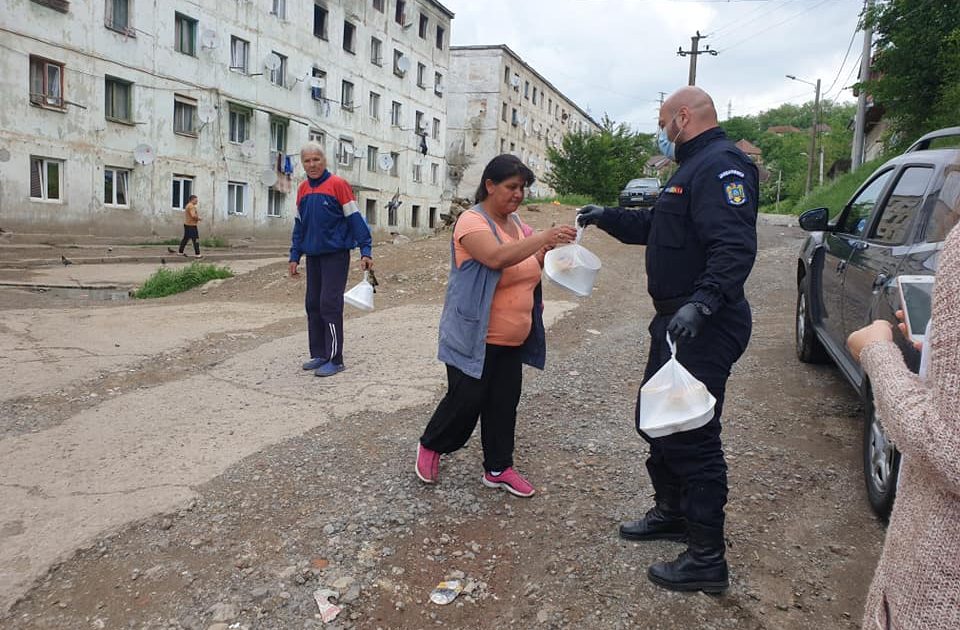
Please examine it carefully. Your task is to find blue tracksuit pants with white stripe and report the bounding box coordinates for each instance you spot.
[305,250,350,366]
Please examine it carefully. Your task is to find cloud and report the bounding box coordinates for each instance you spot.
[443,0,865,132]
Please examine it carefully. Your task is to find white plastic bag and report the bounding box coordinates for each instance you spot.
[637,334,716,438]
[543,218,602,297]
[343,270,374,311]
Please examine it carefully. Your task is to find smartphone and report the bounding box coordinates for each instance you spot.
[896,275,935,343]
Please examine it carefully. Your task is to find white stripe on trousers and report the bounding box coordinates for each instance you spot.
[329,322,337,362]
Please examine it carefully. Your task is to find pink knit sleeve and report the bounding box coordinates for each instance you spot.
[860,224,960,496]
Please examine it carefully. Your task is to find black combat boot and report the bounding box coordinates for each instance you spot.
[646,523,728,593]
[618,499,687,542]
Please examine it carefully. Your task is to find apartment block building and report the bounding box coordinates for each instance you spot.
[0,0,453,238]
[445,45,599,200]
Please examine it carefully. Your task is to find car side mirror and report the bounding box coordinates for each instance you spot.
[798,207,831,232]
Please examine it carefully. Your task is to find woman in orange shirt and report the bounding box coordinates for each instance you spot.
[415,155,577,497]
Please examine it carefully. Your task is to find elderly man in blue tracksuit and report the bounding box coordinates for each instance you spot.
[578,86,758,593]
[289,142,373,377]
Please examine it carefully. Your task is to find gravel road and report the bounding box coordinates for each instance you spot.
[0,206,884,629]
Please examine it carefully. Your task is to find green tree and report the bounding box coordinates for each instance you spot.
[545,115,653,204]
[865,0,960,147]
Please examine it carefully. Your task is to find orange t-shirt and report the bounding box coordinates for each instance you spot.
[454,211,541,346]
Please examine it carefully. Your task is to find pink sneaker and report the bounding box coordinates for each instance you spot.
[482,467,535,498]
[415,443,440,484]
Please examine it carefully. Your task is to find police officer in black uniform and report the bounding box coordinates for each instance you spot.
[578,86,758,593]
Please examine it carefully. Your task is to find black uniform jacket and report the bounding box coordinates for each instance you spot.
[596,127,758,315]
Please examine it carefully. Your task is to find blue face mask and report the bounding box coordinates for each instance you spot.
[656,114,683,160]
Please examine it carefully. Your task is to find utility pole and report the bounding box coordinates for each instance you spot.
[819,145,825,186]
[805,78,821,195]
[727,99,733,121]
[776,169,782,213]
[851,0,875,169]
[677,31,718,86]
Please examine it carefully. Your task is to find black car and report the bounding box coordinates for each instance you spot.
[619,177,661,208]
[795,127,960,519]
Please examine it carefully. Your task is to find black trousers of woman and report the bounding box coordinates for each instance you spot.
[178,225,200,255]
[420,344,523,473]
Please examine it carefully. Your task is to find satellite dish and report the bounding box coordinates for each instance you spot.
[260,169,278,186]
[510,75,521,88]
[200,29,220,49]
[396,55,411,73]
[530,185,539,196]
[197,104,217,123]
[353,146,365,159]
[263,53,282,71]
[377,153,394,172]
[240,139,256,157]
[133,144,155,165]
[435,84,444,94]
[0,148,10,163]
[308,76,326,90]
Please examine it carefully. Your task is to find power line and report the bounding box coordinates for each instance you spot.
[821,1,866,99]
[714,0,836,53]
[707,0,800,39]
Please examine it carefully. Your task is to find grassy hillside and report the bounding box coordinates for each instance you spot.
[761,157,888,216]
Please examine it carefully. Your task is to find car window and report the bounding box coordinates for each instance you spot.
[924,168,960,243]
[836,169,895,236]
[870,166,934,244]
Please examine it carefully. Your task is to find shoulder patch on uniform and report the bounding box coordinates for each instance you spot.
[724,181,747,206]
[664,185,684,195]
[717,169,745,179]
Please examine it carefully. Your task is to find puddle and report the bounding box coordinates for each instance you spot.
[31,286,132,301]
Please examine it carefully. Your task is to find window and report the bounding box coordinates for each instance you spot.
[436,25,444,50]
[104,76,132,122]
[837,169,895,236]
[369,91,380,120]
[171,175,193,209]
[418,13,428,38]
[393,50,405,76]
[309,129,325,145]
[372,0,384,12]
[29,56,63,108]
[174,13,197,56]
[509,141,515,154]
[227,181,247,215]
[501,103,507,122]
[105,0,131,33]
[511,108,518,127]
[415,110,425,134]
[413,162,422,183]
[313,4,328,39]
[390,101,402,126]
[311,68,326,101]
[228,106,250,143]
[343,21,356,53]
[270,118,287,153]
[230,36,249,73]
[367,145,378,172]
[30,157,62,201]
[104,167,130,207]
[429,206,437,228]
[370,37,382,66]
[434,72,443,96]
[870,166,934,244]
[337,139,354,166]
[389,151,399,177]
[925,170,960,243]
[365,198,377,225]
[432,117,440,140]
[513,74,520,91]
[341,80,354,110]
[412,204,421,227]
[388,202,397,226]
[548,98,552,114]
[417,62,426,88]
[267,188,285,217]
[431,162,439,185]
[271,0,286,19]
[532,86,538,103]
[395,0,406,24]
[524,80,529,99]
[269,51,287,86]
[500,138,505,153]
[173,95,197,135]
[504,65,510,85]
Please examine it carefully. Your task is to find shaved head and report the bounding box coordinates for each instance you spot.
[658,86,719,147]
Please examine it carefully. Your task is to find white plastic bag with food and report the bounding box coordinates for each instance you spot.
[543,217,601,297]
[637,334,716,438]
[343,271,374,311]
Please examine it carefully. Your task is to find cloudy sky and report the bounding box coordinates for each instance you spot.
[442,0,867,133]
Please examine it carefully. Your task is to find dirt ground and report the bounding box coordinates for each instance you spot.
[0,204,884,629]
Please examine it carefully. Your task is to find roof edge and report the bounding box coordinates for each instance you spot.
[425,0,455,19]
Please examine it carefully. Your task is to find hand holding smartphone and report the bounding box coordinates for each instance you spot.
[896,275,935,344]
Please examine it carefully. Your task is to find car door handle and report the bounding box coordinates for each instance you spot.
[872,273,889,290]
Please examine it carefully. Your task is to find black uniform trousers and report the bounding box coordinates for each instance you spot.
[637,299,752,532]
[420,344,523,473]
[305,250,350,365]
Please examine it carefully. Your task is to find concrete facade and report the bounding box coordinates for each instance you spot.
[0,0,453,239]
[445,45,599,200]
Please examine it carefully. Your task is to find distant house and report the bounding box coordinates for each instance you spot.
[815,122,833,134]
[645,154,673,177]
[735,139,763,165]
[766,125,802,135]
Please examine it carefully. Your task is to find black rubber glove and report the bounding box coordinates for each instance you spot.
[577,205,606,227]
[667,303,707,341]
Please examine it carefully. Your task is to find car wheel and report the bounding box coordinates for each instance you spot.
[796,277,829,363]
[862,386,900,520]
